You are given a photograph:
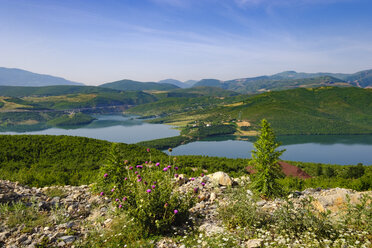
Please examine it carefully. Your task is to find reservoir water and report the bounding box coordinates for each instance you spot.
[2,115,372,165]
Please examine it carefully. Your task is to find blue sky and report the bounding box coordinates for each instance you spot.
[1,0,372,85]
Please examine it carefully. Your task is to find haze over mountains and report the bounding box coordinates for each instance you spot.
[1,67,372,94]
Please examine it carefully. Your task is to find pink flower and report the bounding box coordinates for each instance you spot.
[146,189,152,193]
[164,203,168,208]
[123,197,127,201]
[129,166,133,170]
[156,162,160,166]
[135,171,139,174]
[190,178,195,181]
[153,181,157,184]
[174,209,178,214]
[167,165,172,169]
[111,188,115,192]
[147,148,150,152]
[194,187,199,193]
[163,168,168,172]
[115,198,119,202]
[124,177,128,181]
[145,161,148,164]
[174,167,178,170]
[174,174,179,178]
[118,204,122,208]
[137,174,141,178]
[136,165,143,169]
[201,182,206,186]
[201,173,204,177]
[124,160,128,164]
[137,178,142,182]
[100,192,104,196]
[103,173,108,178]
[152,185,156,189]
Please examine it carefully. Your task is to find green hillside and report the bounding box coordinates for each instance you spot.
[345,69,372,87]
[100,79,179,91]
[132,87,372,135]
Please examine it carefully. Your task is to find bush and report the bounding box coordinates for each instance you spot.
[95,144,195,235]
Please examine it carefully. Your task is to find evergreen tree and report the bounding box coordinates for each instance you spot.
[250,119,286,198]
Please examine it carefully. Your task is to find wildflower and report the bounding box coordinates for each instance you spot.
[194,187,199,193]
[135,171,139,174]
[163,168,168,172]
[111,188,115,192]
[145,161,148,164]
[100,192,104,196]
[129,166,133,170]
[103,173,108,178]
[144,181,148,185]
[146,189,151,193]
[118,204,122,208]
[156,162,160,166]
[153,181,157,184]
[201,182,205,186]
[137,178,142,182]
[167,165,172,169]
[175,174,179,178]
[174,209,178,214]
[115,198,119,202]
[124,177,128,181]
[137,174,141,178]
[124,160,128,164]
[164,203,168,208]
[136,165,143,169]
[201,173,204,177]
[174,167,178,170]
[147,148,150,152]
[152,185,156,189]
[190,177,195,181]
[123,197,127,201]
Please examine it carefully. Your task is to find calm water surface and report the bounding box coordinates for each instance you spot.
[170,135,372,165]
[1,115,180,143]
[2,115,372,165]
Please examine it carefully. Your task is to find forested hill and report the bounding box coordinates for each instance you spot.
[100,79,179,91]
[130,87,372,135]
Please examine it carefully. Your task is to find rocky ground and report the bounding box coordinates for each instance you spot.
[0,173,371,248]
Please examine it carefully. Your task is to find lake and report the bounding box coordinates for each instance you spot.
[2,114,372,165]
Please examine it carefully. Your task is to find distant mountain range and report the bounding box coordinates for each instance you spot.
[0,67,83,86]
[2,67,372,93]
[193,69,372,93]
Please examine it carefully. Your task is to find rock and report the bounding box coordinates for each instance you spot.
[0,231,11,240]
[245,239,263,248]
[210,192,216,203]
[208,172,233,186]
[59,235,76,243]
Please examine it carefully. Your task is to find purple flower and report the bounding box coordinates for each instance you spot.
[201,182,206,186]
[135,171,139,174]
[124,177,128,181]
[190,177,195,181]
[111,188,115,192]
[147,148,150,152]
[144,181,148,185]
[136,165,143,169]
[194,187,199,193]
[146,189,152,193]
[156,162,160,166]
[163,168,168,172]
[123,197,127,201]
[174,174,179,178]
[145,161,148,164]
[103,173,108,178]
[164,203,168,208]
[167,165,172,169]
[137,174,141,178]
[174,209,178,214]
[115,198,119,202]
[100,192,104,196]
[118,204,122,209]
[137,178,142,182]
[174,167,178,170]
[129,166,133,170]
[201,173,204,177]
[152,185,156,189]
[153,181,157,184]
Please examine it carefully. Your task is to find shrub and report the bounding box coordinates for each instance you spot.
[95,144,195,235]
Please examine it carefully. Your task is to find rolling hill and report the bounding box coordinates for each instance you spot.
[0,67,83,86]
[100,79,179,91]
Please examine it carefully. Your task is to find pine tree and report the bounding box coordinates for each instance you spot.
[250,119,285,198]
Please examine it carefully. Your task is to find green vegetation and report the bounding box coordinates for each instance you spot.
[250,119,285,198]
[133,87,372,137]
[46,113,95,127]
[100,79,179,91]
[94,144,195,235]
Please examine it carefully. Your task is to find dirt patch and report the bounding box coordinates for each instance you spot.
[237,121,251,127]
[246,161,311,179]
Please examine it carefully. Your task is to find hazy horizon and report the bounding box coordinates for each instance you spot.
[1,0,372,85]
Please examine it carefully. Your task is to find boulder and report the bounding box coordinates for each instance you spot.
[208,172,233,186]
